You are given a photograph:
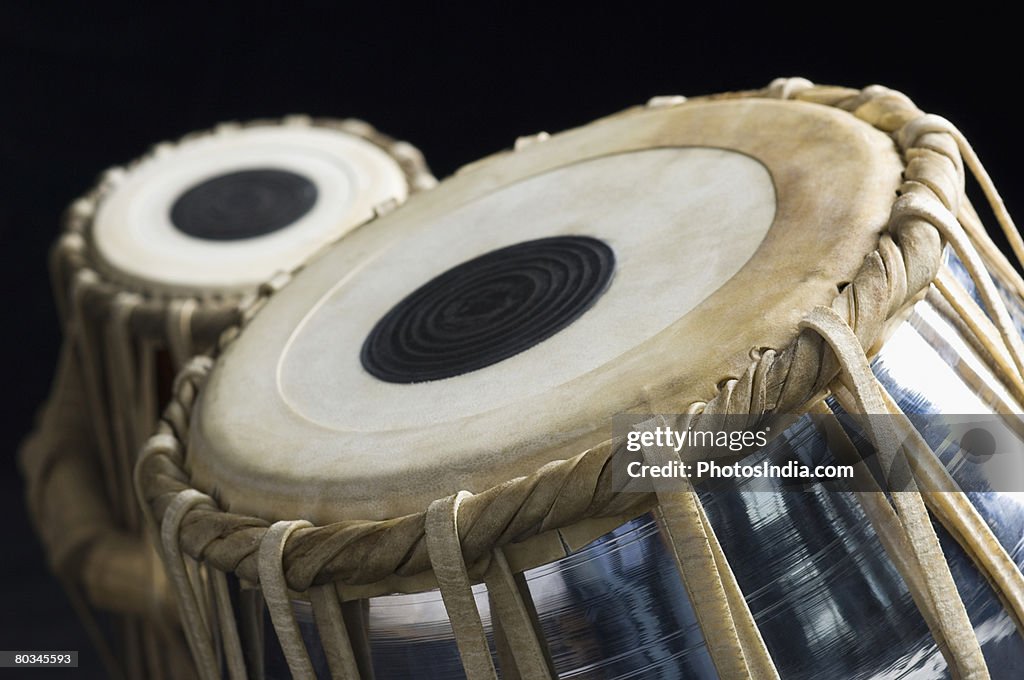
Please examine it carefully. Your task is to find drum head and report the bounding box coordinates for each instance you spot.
[91,120,409,292]
[191,98,902,522]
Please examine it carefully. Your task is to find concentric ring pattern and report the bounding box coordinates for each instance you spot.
[361,236,616,382]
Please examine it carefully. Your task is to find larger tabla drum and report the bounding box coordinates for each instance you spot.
[20,116,434,679]
[140,80,1024,679]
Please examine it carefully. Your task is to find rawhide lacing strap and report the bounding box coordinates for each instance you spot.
[426,492,555,680]
[426,492,497,680]
[308,583,363,680]
[640,411,779,680]
[802,306,989,680]
[161,489,221,680]
[259,520,316,678]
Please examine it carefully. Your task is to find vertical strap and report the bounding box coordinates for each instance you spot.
[902,193,1024,380]
[160,489,220,680]
[808,400,951,658]
[491,569,555,680]
[211,569,248,680]
[105,293,141,528]
[310,584,361,679]
[425,492,498,680]
[691,495,779,680]
[801,306,990,680]
[933,269,1024,398]
[136,337,158,446]
[50,234,76,330]
[958,202,1024,302]
[482,548,554,680]
[259,520,315,679]
[203,567,225,674]
[238,582,266,680]
[874,386,1024,638]
[134,433,180,546]
[654,485,752,679]
[340,600,376,680]
[166,298,197,369]
[489,599,521,680]
[641,421,778,680]
[106,298,164,680]
[70,280,119,512]
[258,520,313,675]
[934,116,1024,271]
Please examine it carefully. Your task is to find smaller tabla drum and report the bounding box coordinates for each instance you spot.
[140,80,1024,679]
[21,116,433,679]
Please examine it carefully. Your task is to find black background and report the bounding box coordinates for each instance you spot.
[1,5,1020,677]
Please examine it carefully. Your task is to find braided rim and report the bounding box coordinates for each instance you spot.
[50,116,436,338]
[138,79,964,595]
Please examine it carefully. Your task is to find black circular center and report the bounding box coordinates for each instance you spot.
[361,236,616,383]
[170,168,317,240]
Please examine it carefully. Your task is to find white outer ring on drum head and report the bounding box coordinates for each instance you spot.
[278,147,775,430]
[92,125,409,291]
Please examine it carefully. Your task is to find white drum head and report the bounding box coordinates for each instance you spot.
[191,98,902,523]
[91,121,409,292]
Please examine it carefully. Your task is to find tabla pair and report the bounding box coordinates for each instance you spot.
[22,79,1024,679]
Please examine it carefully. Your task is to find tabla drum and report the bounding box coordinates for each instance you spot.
[19,116,434,679]
[138,80,1024,679]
